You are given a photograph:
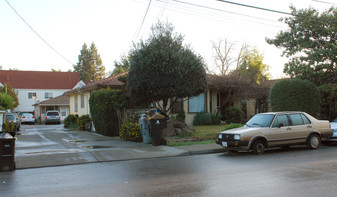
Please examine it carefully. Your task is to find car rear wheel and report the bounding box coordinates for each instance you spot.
[307,134,320,149]
[252,140,266,155]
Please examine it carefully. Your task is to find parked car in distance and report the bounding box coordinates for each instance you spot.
[45,111,61,125]
[328,118,337,141]
[5,113,21,134]
[21,113,35,124]
[216,112,332,154]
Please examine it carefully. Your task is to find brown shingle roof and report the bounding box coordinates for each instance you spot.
[64,71,127,95]
[0,70,80,89]
[38,95,69,106]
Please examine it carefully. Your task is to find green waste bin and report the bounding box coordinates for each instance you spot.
[0,132,15,171]
[148,118,167,146]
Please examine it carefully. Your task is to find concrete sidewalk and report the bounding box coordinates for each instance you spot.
[13,127,226,169]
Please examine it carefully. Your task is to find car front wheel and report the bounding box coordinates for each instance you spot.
[252,140,266,155]
[307,134,320,149]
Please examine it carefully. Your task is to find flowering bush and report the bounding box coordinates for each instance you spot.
[119,122,142,142]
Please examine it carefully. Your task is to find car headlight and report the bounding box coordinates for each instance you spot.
[234,134,240,140]
[218,134,222,139]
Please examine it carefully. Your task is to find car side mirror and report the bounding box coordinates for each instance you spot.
[278,123,284,128]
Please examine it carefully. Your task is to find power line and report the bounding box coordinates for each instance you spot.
[5,0,75,66]
[312,0,337,6]
[217,0,337,23]
[133,0,152,41]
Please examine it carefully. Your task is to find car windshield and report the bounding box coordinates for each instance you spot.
[47,112,59,116]
[332,118,337,123]
[245,114,275,127]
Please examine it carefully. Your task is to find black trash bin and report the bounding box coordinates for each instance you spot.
[148,118,167,146]
[0,132,16,171]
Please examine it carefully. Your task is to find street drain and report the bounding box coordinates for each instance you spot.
[82,145,113,149]
[68,140,87,143]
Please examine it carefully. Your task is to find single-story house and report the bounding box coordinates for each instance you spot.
[33,95,70,122]
[63,72,126,116]
[64,72,276,126]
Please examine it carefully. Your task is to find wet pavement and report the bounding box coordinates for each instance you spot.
[13,124,224,169]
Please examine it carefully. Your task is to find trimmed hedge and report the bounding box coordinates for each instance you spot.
[270,79,321,117]
[319,83,337,121]
[89,89,128,136]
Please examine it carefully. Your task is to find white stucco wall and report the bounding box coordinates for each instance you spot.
[14,89,70,112]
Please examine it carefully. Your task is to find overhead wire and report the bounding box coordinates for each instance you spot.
[312,0,337,6]
[217,0,337,23]
[133,0,152,42]
[5,0,75,66]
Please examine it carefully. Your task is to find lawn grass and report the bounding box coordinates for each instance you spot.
[167,124,243,146]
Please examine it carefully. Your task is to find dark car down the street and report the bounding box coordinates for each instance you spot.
[216,112,332,154]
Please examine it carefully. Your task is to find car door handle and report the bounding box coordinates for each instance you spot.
[307,125,312,128]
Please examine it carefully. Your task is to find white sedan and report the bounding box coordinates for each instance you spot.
[330,118,337,140]
[21,113,35,124]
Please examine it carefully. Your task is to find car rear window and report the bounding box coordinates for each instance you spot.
[47,112,59,116]
[289,114,304,125]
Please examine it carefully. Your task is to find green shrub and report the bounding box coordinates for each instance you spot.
[77,115,92,131]
[223,123,243,131]
[2,119,15,132]
[210,111,221,125]
[270,79,321,117]
[64,114,78,128]
[171,112,185,123]
[89,89,129,136]
[319,83,337,121]
[223,106,244,123]
[119,122,142,142]
[193,112,211,125]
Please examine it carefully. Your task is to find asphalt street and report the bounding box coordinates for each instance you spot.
[2,145,337,197]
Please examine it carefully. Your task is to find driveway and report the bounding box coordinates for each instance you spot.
[14,124,194,169]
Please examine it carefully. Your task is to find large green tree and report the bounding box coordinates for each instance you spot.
[127,21,207,113]
[112,55,130,75]
[73,42,105,81]
[266,6,337,86]
[236,48,270,84]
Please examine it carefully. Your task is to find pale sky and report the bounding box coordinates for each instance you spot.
[0,0,334,79]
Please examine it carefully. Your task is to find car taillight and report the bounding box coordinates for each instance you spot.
[45,117,47,120]
[22,116,26,118]
[59,116,61,119]
[32,116,35,118]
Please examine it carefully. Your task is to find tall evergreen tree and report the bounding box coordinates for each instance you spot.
[73,42,105,81]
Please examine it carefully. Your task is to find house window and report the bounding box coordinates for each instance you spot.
[81,94,84,108]
[171,97,184,113]
[45,92,53,99]
[188,93,206,113]
[217,94,221,109]
[74,95,78,112]
[60,107,67,117]
[28,92,36,99]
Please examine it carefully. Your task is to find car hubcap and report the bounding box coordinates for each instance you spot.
[257,143,264,152]
[311,137,319,148]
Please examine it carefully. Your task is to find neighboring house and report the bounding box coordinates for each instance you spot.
[63,72,126,117]
[65,72,276,126]
[33,95,70,122]
[0,70,80,113]
[172,74,277,125]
